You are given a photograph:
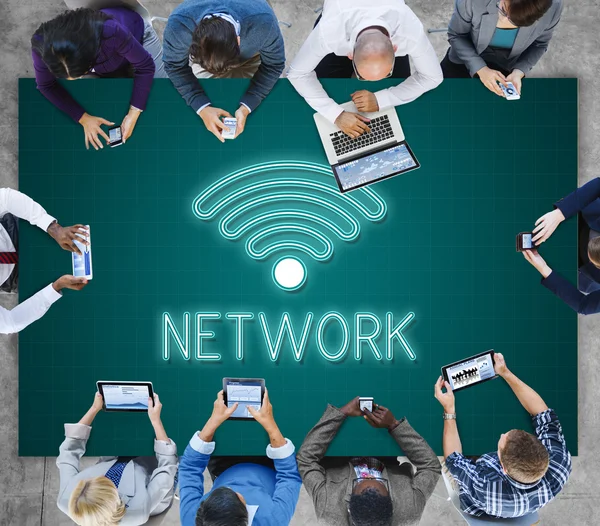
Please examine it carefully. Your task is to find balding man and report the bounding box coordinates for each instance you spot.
[287,0,442,138]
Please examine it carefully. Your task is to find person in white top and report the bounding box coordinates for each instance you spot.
[0,188,89,334]
[287,0,443,138]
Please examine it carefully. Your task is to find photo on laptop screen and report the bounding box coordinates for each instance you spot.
[441,351,497,392]
[332,142,420,193]
[97,381,153,412]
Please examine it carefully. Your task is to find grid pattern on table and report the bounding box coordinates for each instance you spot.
[18,78,578,457]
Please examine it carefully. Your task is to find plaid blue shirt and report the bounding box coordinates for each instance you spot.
[445,409,572,518]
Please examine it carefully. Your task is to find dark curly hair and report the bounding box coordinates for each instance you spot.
[195,487,248,526]
[31,8,110,79]
[189,16,240,76]
[348,488,393,526]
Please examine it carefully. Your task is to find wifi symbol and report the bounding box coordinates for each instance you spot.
[192,161,387,291]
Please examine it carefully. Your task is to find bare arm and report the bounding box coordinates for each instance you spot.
[442,418,462,460]
[435,376,461,459]
[494,353,548,415]
[502,371,548,415]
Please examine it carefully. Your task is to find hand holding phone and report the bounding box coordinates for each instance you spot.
[362,404,399,430]
[516,232,534,252]
[221,117,237,140]
[359,397,374,412]
[108,125,123,147]
[339,396,363,417]
[500,81,520,100]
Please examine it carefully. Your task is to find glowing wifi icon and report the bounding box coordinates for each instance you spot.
[192,161,387,291]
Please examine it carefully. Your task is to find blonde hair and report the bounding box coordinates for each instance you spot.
[69,476,126,526]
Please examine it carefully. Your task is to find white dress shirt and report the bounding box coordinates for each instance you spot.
[0,188,61,334]
[287,0,443,123]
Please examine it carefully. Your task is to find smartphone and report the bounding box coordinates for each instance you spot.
[222,377,265,420]
[72,225,93,279]
[500,81,520,100]
[441,350,497,392]
[221,118,237,140]
[359,397,374,412]
[516,232,534,252]
[108,126,123,147]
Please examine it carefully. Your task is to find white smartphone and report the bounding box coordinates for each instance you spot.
[359,397,374,412]
[500,82,520,100]
[72,226,93,280]
[221,117,237,140]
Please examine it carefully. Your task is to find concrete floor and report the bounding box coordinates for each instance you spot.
[0,0,598,524]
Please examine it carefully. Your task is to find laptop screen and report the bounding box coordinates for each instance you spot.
[332,142,419,193]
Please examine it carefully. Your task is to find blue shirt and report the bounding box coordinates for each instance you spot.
[445,409,571,518]
[179,434,302,526]
[489,28,519,49]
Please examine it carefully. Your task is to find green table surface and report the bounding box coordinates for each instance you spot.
[18,78,578,457]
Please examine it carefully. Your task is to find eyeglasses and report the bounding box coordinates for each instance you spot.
[351,52,394,81]
[496,0,514,23]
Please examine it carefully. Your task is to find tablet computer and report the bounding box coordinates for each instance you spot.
[331,141,420,193]
[222,378,265,420]
[441,350,497,392]
[96,381,154,412]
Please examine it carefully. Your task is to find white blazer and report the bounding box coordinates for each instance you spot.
[57,423,178,526]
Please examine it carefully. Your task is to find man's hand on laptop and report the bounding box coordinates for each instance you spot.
[335,111,371,138]
[351,90,379,113]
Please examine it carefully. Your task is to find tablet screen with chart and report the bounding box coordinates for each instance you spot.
[224,379,265,419]
[98,382,152,412]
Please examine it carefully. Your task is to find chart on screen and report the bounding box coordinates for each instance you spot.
[227,385,261,402]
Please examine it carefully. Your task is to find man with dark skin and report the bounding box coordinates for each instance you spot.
[297,396,441,526]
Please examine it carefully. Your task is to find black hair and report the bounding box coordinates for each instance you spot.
[195,487,248,526]
[589,237,600,265]
[32,8,110,79]
[506,0,553,27]
[348,488,393,526]
[189,16,240,76]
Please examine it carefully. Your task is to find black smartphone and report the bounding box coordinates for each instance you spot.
[516,232,534,252]
[108,125,123,148]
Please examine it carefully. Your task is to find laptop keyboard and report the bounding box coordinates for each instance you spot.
[330,115,394,157]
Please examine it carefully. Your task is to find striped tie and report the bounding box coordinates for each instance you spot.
[0,252,17,264]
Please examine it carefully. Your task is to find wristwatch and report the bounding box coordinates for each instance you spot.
[443,413,457,420]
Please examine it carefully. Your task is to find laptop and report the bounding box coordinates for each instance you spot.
[314,101,420,193]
